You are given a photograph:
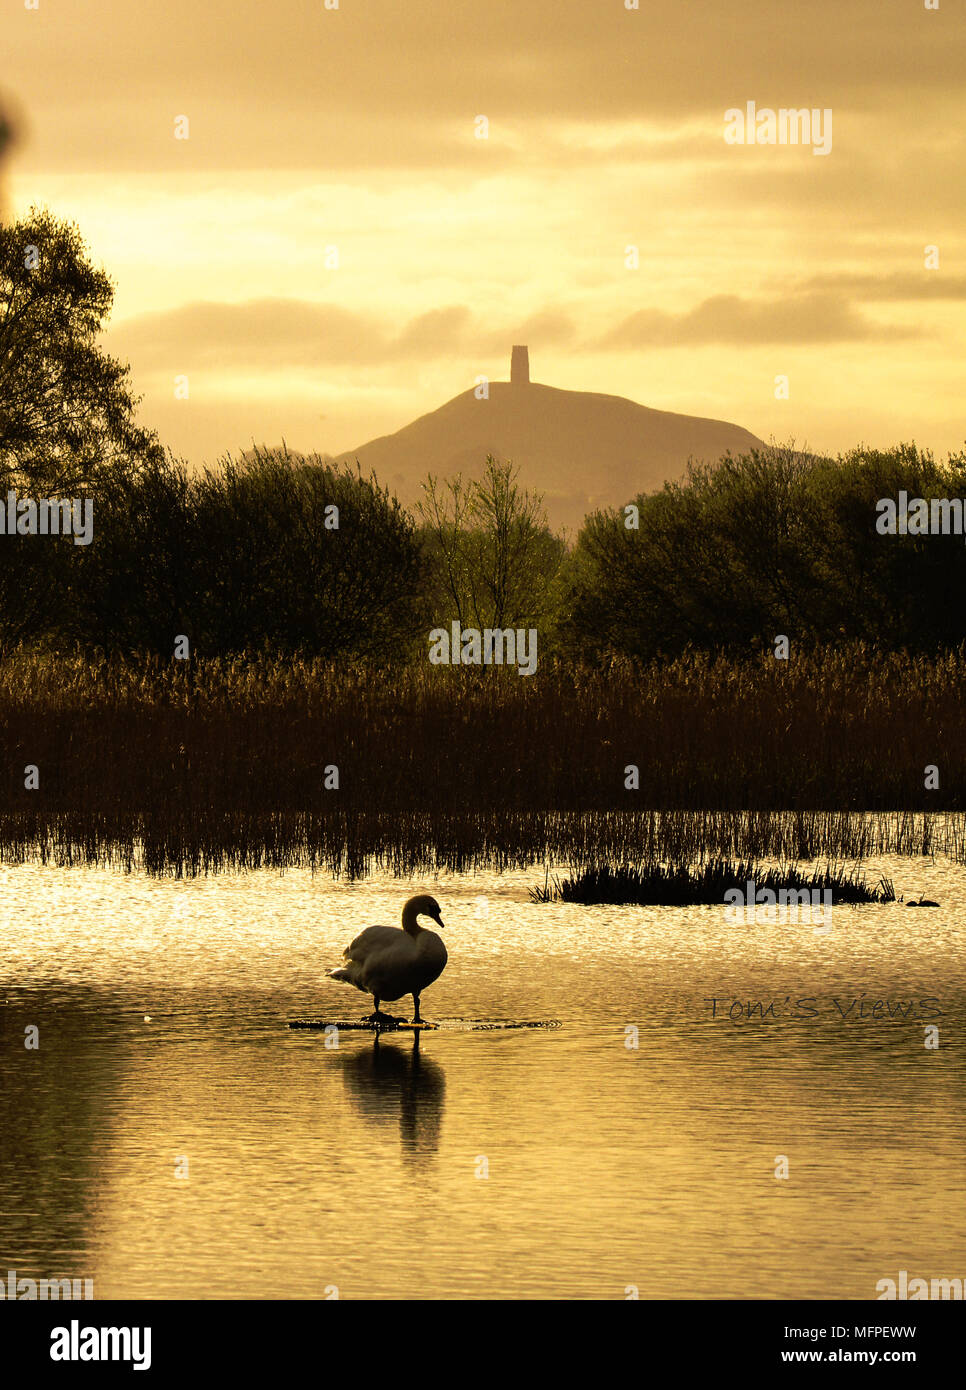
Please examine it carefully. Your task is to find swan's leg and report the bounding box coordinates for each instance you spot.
[412,993,422,1024]
[365,996,396,1025]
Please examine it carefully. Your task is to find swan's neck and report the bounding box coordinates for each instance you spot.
[401,906,423,937]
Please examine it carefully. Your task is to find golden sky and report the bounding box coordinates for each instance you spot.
[5,0,965,473]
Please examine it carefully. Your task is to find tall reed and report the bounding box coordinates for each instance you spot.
[3,645,966,875]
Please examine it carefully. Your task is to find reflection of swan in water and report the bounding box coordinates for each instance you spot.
[337,1035,445,1159]
[326,895,447,1025]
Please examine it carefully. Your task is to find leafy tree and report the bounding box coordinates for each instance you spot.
[0,207,163,494]
[564,443,966,660]
[67,452,197,654]
[417,456,564,632]
[0,209,163,652]
[562,446,819,660]
[806,443,966,649]
[188,447,425,661]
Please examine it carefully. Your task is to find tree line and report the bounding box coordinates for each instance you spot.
[2,208,964,663]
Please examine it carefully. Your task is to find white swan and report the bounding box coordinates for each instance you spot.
[326,894,448,1024]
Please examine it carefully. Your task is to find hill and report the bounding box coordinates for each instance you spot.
[334,348,765,531]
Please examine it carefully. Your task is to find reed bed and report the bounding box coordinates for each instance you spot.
[0,807,959,880]
[530,860,898,906]
[3,645,966,876]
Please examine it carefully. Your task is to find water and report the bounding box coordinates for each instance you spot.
[1,856,964,1300]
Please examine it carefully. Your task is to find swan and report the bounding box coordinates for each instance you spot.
[326,894,448,1024]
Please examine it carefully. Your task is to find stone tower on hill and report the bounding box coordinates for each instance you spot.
[334,347,766,531]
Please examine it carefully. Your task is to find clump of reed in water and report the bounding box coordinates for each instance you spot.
[530,860,898,906]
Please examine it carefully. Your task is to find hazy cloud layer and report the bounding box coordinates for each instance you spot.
[601,293,912,348]
[5,0,965,172]
[110,288,918,376]
[108,299,579,371]
[800,273,966,302]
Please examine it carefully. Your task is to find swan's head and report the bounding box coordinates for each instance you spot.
[405,894,444,929]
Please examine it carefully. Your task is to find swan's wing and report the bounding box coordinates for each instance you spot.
[343,924,401,963]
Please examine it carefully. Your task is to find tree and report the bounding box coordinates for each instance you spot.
[417,456,564,632]
[0,209,164,651]
[0,207,163,495]
[807,443,966,649]
[188,447,425,661]
[562,445,822,661]
[67,451,197,655]
[563,442,966,661]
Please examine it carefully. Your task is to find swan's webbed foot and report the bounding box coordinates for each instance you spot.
[365,1010,400,1028]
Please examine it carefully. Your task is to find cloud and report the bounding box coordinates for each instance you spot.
[108,300,384,370]
[799,272,966,302]
[108,287,912,397]
[107,298,578,372]
[599,292,909,348]
[7,0,966,173]
[393,306,474,357]
[510,309,577,346]
[108,286,918,381]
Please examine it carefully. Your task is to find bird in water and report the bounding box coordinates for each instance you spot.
[326,894,447,1025]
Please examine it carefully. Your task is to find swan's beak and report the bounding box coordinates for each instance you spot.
[433,915,445,929]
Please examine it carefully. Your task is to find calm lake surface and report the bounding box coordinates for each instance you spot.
[1,855,964,1300]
